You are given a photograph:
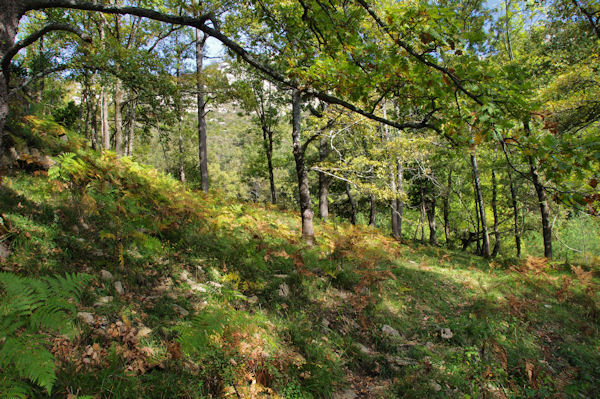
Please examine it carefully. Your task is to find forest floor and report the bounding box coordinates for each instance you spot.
[1,116,599,398]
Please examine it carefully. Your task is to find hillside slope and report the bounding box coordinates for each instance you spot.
[1,117,599,398]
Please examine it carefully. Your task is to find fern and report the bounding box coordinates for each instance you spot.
[0,272,91,395]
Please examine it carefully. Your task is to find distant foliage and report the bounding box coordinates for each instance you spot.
[0,272,91,397]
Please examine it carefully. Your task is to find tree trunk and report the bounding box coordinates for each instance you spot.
[507,166,521,257]
[443,171,451,247]
[127,100,135,156]
[426,196,438,245]
[395,160,404,238]
[291,89,314,244]
[471,152,491,257]
[100,87,109,150]
[491,169,500,257]
[369,195,376,226]
[262,124,276,203]
[390,161,401,240]
[318,136,330,220]
[524,120,552,258]
[178,131,185,182]
[114,81,123,156]
[0,1,22,152]
[346,182,357,225]
[196,29,208,193]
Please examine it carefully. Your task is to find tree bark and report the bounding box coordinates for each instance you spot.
[426,196,438,245]
[346,182,357,225]
[524,120,552,259]
[390,161,400,240]
[127,100,135,156]
[196,29,208,193]
[369,195,376,226]
[471,152,491,257]
[395,159,404,239]
[113,81,123,156]
[0,1,23,152]
[261,124,276,203]
[291,89,314,244]
[491,169,500,257]
[507,166,521,257]
[443,171,451,247]
[318,136,330,220]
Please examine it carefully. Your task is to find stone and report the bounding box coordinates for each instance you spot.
[190,283,207,293]
[321,318,330,328]
[273,274,289,279]
[114,281,125,295]
[247,295,259,304]
[77,312,95,325]
[440,328,453,339]
[277,282,290,298]
[382,324,400,337]
[136,326,152,339]
[0,241,11,261]
[39,155,56,169]
[179,270,190,282]
[354,342,373,356]
[100,269,113,281]
[60,134,68,143]
[94,296,113,307]
[8,147,18,161]
[332,389,357,399]
[430,381,442,392]
[208,281,223,289]
[173,304,189,317]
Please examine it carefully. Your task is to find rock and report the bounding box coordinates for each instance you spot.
[430,381,442,392]
[100,269,114,281]
[77,312,95,325]
[173,304,189,317]
[0,241,11,261]
[92,249,105,257]
[39,155,56,170]
[321,318,330,328]
[273,274,289,279]
[354,342,374,356]
[247,295,259,304]
[114,281,125,295]
[94,296,113,307]
[277,282,290,298]
[8,147,18,161]
[60,134,68,143]
[71,225,80,234]
[136,326,152,339]
[333,389,357,399]
[179,270,190,282]
[385,354,416,366]
[190,283,207,293]
[382,324,400,337]
[440,328,453,339]
[426,342,435,350]
[208,281,223,289]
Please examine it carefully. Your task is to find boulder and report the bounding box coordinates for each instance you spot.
[114,281,125,295]
[100,269,113,281]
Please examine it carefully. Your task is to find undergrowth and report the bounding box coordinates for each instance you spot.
[0,117,598,398]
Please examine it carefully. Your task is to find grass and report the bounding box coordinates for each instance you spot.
[0,117,599,398]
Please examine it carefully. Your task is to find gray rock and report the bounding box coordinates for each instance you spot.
[273,274,289,279]
[77,312,95,325]
[247,295,259,304]
[100,269,113,281]
[354,342,373,356]
[94,296,113,307]
[114,281,125,295]
[440,328,453,339]
[39,155,56,170]
[8,147,19,161]
[179,270,190,282]
[136,326,152,339]
[430,381,442,392]
[173,304,189,317]
[190,283,207,293]
[332,389,357,399]
[277,282,290,298]
[382,324,400,337]
[208,281,223,289]
[0,241,11,261]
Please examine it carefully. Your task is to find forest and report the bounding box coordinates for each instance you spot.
[0,0,599,398]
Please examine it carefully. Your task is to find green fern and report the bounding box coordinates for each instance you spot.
[0,272,91,396]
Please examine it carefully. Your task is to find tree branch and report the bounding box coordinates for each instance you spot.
[2,23,91,82]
